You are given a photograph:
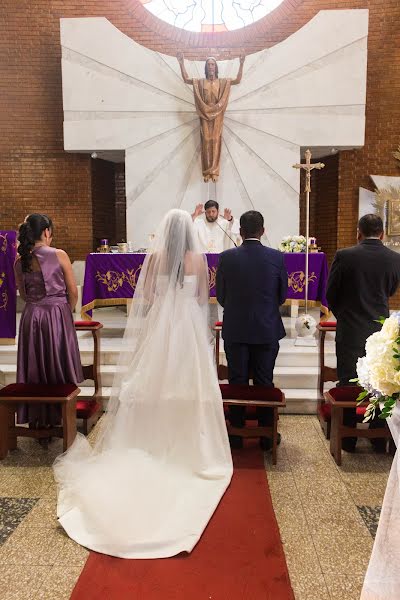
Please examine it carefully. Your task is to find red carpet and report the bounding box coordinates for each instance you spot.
[71,443,294,600]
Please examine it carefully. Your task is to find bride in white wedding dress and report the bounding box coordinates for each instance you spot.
[54,209,233,559]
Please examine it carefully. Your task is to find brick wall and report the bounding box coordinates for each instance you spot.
[1,0,400,270]
[115,163,126,243]
[91,158,117,250]
[299,154,339,265]
[0,152,91,261]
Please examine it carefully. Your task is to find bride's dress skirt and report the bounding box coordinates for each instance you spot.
[54,296,233,558]
[360,404,400,599]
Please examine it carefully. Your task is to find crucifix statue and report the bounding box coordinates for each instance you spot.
[292,149,325,312]
[177,53,245,183]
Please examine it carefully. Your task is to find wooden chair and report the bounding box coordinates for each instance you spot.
[0,383,80,459]
[214,322,285,465]
[325,387,392,465]
[317,322,337,438]
[74,321,104,434]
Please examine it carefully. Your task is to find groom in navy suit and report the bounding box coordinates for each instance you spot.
[216,210,288,449]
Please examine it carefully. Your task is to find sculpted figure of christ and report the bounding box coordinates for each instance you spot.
[177,54,245,183]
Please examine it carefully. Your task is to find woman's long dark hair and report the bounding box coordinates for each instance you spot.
[18,214,53,272]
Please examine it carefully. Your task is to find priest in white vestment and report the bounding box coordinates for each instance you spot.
[192,200,241,253]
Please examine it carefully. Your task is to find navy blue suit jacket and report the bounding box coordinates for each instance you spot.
[216,240,288,344]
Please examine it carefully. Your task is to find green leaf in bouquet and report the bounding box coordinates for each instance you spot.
[349,377,359,383]
[374,316,386,324]
[356,390,368,404]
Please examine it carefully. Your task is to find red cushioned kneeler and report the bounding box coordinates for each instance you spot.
[74,321,102,328]
[0,383,78,397]
[76,400,102,419]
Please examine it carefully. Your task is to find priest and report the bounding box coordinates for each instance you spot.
[191,200,240,253]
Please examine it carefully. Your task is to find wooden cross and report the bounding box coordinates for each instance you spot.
[293,149,325,192]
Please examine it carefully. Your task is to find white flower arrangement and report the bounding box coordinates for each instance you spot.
[355,313,400,421]
[278,235,307,253]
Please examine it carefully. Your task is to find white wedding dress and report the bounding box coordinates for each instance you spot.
[54,210,233,559]
[360,403,400,599]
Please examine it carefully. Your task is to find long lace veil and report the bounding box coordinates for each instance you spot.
[90,208,210,453]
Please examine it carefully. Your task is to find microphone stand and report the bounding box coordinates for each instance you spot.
[215,217,238,248]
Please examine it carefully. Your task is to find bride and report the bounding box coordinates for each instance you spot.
[54,209,233,559]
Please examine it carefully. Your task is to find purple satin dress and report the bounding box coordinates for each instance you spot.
[16,246,83,425]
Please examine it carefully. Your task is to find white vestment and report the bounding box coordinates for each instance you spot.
[193,216,240,253]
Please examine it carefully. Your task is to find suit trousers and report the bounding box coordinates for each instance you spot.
[224,341,279,428]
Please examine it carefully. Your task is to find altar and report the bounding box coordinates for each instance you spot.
[0,231,17,344]
[81,252,329,319]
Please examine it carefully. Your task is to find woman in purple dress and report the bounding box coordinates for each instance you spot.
[14,213,83,427]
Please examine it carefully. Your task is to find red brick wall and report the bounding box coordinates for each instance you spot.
[1,0,400,268]
[115,163,126,243]
[300,154,339,265]
[0,152,91,260]
[91,158,117,250]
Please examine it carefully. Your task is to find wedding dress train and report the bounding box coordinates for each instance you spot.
[360,404,400,599]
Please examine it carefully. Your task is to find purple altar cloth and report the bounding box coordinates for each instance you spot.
[284,252,329,315]
[82,251,329,319]
[81,253,220,319]
[0,231,17,342]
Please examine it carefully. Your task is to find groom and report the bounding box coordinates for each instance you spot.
[216,210,288,449]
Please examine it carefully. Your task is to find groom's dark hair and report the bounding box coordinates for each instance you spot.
[240,211,264,238]
[204,200,219,211]
[358,214,383,238]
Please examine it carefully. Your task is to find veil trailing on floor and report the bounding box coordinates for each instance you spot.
[360,406,400,599]
[54,209,233,559]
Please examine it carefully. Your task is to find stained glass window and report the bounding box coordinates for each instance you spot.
[140,0,284,32]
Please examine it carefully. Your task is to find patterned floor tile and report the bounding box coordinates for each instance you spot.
[0,565,50,600]
[0,525,66,566]
[0,498,38,544]
[36,565,84,600]
[357,505,382,538]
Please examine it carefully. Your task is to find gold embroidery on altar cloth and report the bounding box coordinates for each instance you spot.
[95,266,143,293]
[124,266,142,290]
[288,271,317,294]
[0,234,8,254]
[0,272,8,310]
[208,266,217,291]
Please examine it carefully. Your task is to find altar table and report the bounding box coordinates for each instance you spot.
[0,231,17,344]
[283,252,329,316]
[81,252,329,319]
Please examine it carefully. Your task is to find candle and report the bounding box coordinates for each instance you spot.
[101,239,108,246]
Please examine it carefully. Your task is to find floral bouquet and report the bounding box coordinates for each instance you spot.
[356,313,400,421]
[278,235,307,253]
